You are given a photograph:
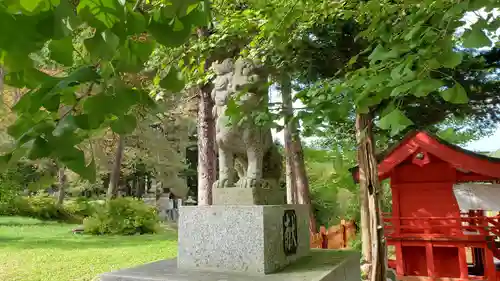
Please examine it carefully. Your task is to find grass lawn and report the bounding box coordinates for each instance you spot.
[0,216,178,281]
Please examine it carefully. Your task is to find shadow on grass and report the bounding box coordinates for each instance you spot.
[0,216,68,226]
[0,237,24,242]
[2,231,178,250]
[0,222,59,227]
[0,216,178,250]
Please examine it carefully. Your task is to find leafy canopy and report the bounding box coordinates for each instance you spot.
[0,0,210,181]
[340,0,499,136]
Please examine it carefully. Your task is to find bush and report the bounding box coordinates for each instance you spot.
[0,195,79,222]
[83,197,160,235]
[64,197,98,219]
[0,180,22,215]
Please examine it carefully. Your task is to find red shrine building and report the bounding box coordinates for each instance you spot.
[351,131,500,281]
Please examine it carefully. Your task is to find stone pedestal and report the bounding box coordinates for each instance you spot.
[177,205,309,274]
[212,185,286,205]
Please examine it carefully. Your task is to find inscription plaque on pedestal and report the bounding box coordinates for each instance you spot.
[283,209,298,256]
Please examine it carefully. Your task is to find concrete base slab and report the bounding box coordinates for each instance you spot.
[99,250,361,281]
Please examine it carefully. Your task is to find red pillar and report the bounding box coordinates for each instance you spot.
[458,246,468,280]
[425,242,436,279]
[485,246,496,281]
[395,241,404,277]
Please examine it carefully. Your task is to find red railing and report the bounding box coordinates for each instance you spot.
[383,214,500,238]
[383,212,500,281]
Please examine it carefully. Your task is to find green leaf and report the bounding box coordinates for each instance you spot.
[116,38,155,73]
[136,89,157,109]
[368,44,387,62]
[4,67,58,89]
[49,37,74,66]
[0,50,33,72]
[333,149,344,173]
[73,114,92,130]
[159,67,185,92]
[437,128,456,142]
[148,19,192,47]
[12,89,45,114]
[182,1,210,27]
[368,44,399,63]
[10,143,32,167]
[8,116,36,139]
[58,147,95,181]
[390,63,405,81]
[404,20,424,41]
[173,18,185,31]
[77,0,124,30]
[84,30,120,61]
[462,28,492,49]
[111,114,137,134]
[53,0,78,38]
[0,154,13,171]
[414,79,445,97]
[3,71,26,88]
[469,0,495,10]
[440,83,469,104]
[439,50,463,68]
[53,115,77,137]
[186,3,200,15]
[377,108,414,136]
[72,113,102,130]
[390,80,421,97]
[19,0,45,12]
[112,87,156,113]
[57,66,100,88]
[41,93,61,112]
[83,91,112,115]
[124,8,147,35]
[82,158,97,183]
[348,55,359,66]
[60,88,78,105]
[27,137,52,160]
[108,89,137,115]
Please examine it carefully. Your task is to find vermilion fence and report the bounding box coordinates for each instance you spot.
[310,219,358,249]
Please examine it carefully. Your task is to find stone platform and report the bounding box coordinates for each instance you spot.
[100,250,361,281]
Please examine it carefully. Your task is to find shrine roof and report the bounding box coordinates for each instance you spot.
[350,130,500,183]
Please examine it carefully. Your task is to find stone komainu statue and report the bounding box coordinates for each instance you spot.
[211,58,282,190]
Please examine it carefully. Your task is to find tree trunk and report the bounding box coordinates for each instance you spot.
[357,112,372,264]
[355,112,387,281]
[291,136,316,233]
[281,75,297,204]
[107,135,125,201]
[196,27,217,206]
[56,166,67,206]
[136,174,146,198]
[360,179,372,262]
[131,176,137,197]
[284,80,316,232]
[196,86,216,205]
